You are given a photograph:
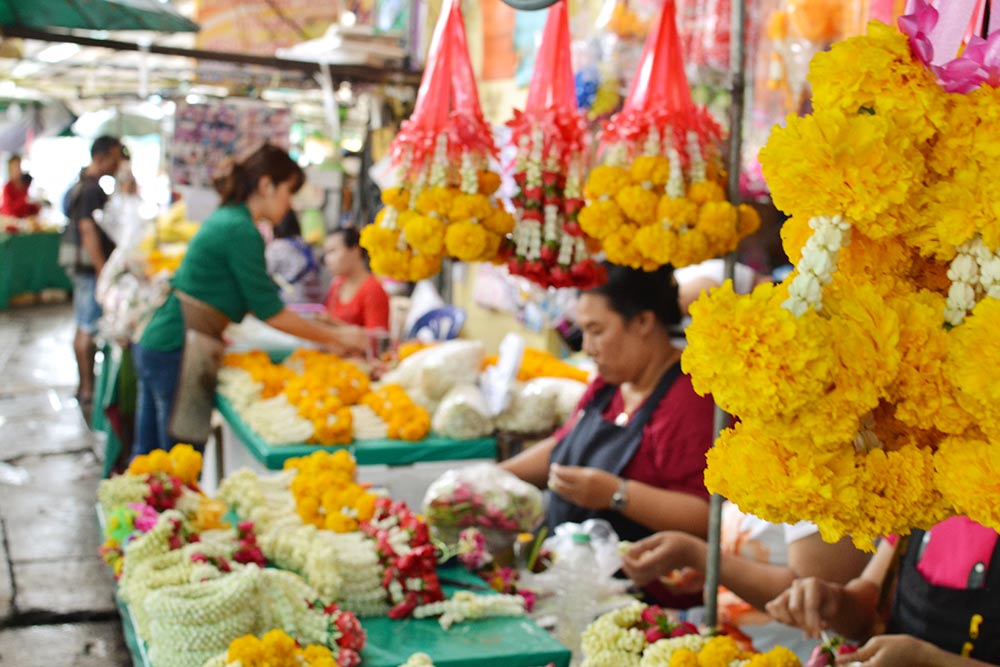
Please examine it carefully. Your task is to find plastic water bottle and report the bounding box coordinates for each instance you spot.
[555,532,600,663]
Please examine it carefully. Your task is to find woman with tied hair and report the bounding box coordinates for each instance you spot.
[133,144,366,457]
[502,263,715,605]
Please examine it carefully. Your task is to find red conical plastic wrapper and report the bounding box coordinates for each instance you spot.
[391,0,497,174]
[600,0,722,161]
[507,0,588,169]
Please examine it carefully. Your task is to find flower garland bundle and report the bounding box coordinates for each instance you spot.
[504,2,604,289]
[282,351,370,445]
[128,444,203,487]
[286,450,378,533]
[577,1,757,272]
[360,497,444,618]
[224,351,297,399]
[214,629,342,667]
[684,8,1000,547]
[361,0,507,281]
[360,384,431,441]
[413,590,525,630]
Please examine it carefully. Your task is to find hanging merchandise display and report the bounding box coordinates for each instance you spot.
[504,0,605,289]
[577,0,760,271]
[683,0,1000,550]
[361,0,512,282]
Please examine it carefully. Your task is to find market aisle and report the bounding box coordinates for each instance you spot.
[0,303,131,666]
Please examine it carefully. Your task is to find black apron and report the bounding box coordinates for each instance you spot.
[546,362,682,543]
[888,526,1000,662]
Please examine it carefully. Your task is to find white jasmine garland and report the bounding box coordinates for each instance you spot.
[543,204,560,243]
[665,137,685,199]
[642,127,662,158]
[685,131,707,184]
[558,233,575,265]
[429,133,449,188]
[217,367,262,412]
[97,475,150,515]
[637,634,711,666]
[565,159,583,200]
[606,142,628,168]
[460,151,478,195]
[945,240,981,326]
[413,591,525,630]
[581,602,648,659]
[782,215,851,316]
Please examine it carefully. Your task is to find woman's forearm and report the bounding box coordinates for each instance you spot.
[500,436,558,489]
[622,482,709,537]
[266,308,359,352]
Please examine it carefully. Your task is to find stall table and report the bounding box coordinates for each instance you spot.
[0,231,72,309]
[215,395,497,508]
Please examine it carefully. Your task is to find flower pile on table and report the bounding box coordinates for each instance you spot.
[97,445,366,667]
[360,0,510,280]
[683,5,1000,548]
[578,0,758,271]
[218,349,431,445]
[203,629,361,667]
[581,602,800,667]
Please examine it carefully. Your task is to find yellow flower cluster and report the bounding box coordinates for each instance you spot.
[283,351,370,445]
[362,158,511,281]
[483,348,589,383]
[128,444,202,486]
[224,351,297,399]
[360,384,431,441]
[579,157,759,271]
[226,629,340,667]
[286,450,378,532]
[664,637,799,667]
[684,19,1000,546]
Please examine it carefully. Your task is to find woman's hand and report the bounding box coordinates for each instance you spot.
[835,635,935,667]
[326,324,367,355]
[546,464,619,510]
[766,576,844,639]
[622,532,701,587]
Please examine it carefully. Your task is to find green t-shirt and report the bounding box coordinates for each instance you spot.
[140,204,285,351]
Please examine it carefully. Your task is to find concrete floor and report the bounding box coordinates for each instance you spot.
[0,303,131,666]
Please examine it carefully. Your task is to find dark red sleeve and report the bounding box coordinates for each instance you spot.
[1,182,37,217]
[622,374,714,500]
[360,276,390,330]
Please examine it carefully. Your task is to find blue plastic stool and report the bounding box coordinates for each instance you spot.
[406,305,467,341]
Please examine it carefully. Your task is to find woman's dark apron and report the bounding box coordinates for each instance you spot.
[545,362,682,543]
[167,291,230,447]
[888,527,1000,661]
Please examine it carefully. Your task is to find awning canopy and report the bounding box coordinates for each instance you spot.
[0,0,199,33]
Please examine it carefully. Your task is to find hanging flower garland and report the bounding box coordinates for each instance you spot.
[504,1,605,289]
[577,0,759,272]
[683,4,1000,548]
[361,0,509,281]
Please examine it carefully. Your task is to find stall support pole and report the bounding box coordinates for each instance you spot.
[704,0,748,630]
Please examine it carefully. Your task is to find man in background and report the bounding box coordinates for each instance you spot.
[60,135,126,413]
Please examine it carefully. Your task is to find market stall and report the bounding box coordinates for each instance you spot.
[0,230,71,309]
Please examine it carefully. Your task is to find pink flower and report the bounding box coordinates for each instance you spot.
[337,648,362,667]
[640,606,664,625]
[645,628,667,643]
[670,621,699,637]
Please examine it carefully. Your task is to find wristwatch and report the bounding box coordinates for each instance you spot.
[609,477,629,512]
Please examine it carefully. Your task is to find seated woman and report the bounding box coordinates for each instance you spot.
[322,227,390,330]
[623,501,871,660]
[1,155,40,218]
[265,210,322,304]
[767,516,1000,666]
[501,264,714,601]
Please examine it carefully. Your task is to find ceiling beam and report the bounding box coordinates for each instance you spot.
[0,25,422,86]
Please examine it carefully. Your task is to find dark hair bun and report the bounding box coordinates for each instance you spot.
[585,263,682,329]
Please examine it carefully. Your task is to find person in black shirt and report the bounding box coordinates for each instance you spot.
[61,135,126,410]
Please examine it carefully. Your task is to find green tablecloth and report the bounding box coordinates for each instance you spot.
[0,231,72,309]
[216,394,497,469]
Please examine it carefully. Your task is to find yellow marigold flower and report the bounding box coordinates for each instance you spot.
[478,230,502,262]
[634,225,679,266]
[615,185,659,225]
[687,180,725,205]
[262,629,298,658]
[585,165,631,200]
[482,208,515,235]
[478,170,502,196]
[762,645,801,667]
[630,155,672,186]
[360,225,398,254]
[669,649,699,667]
[935,436,1000,531]
[381,186,410,210]
[408,252,443,281]
[808,22,946,142]
[449,193,493,222]
[579,200,624,240]
[445,221,489,262]
[683,281,836,423]
[760,109,924,231]
[670,228,713,267]
[696,201,737,246]
[658,197,699,229]
[946,297,1000,432]
[227,635,264,662]
[403,215,445,256]
[414,186,456,216]
[697,635,741,667]
[737,203,761,236]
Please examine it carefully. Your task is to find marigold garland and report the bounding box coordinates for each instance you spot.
[286,450,378,533]
[128,444,202,487]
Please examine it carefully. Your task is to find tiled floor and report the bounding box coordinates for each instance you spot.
[0,303,131,666]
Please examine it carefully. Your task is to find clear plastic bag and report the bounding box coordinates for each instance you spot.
[494,381,558,435]
[422,463,544,551]
[431,384,494,440]
[380,340,485,400]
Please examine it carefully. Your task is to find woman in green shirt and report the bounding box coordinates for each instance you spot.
[133,145,365,457]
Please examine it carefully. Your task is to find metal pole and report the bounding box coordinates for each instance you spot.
[703,0,747,630]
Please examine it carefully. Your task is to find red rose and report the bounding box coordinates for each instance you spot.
[837,644,858,656]
[805,646,833,667]
[337,648,362,667]
[563,220,583,237]
[542,172,560,187]
[670,621,699,637]
[335,612,366,650]
[524,186,543,201]
[645,628,667,643]
[564,198,585,216]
